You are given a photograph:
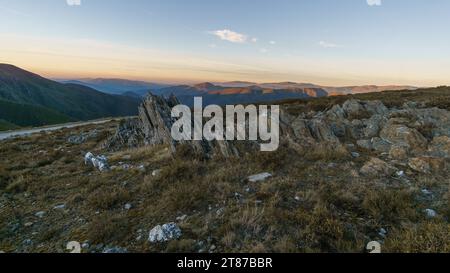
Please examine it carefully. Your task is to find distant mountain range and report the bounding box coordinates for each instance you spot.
[60,78,170,97]
[0,63,418,131]
[157,82,415,106]
[0,64,141,130]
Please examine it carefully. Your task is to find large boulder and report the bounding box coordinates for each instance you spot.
[308,119,339,143]
[360,157,396,177]
[408,157,446,173]
[428,136,450,158]
[380,122,428,153]
[138,94,238,158]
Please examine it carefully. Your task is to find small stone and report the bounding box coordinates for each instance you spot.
[35,211,45,218]
[84,152,110,172]
[295,196,301,201]
[54,204,66,210]
[124,203,132,210]
[24,222,33,227]
[82,242,90,249]
[351,152,360,158]
[216,208,225,216]
[378,228,387,238]
[152,169,161,177]
[176,215,188,221]
[23,239,33,246]
[102,247,128,253]
[148,223,182,243]
[122,164,133,170]
[248,173,272,182]
[425,209,437,218]
[210,245,216,251]
[421,189,432,196]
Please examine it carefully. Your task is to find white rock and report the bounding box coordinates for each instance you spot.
[35,211,45,218]
[421,189,432,196]
[176,215,188,221]
[152,169,161,177]
[425,209,437,218]
[84,152,109,172]
[102,247,128,253]
[124,203,132,210]
[148,223,182,243]
[378,228,387,238]
[248,173,272,182]
[54,204,66,210]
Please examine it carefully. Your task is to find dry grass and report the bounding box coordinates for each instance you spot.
[0,93,449,253]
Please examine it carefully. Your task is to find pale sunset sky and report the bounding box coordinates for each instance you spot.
[0,0,449,86]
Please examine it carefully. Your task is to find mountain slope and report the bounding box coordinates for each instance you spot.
[159,82,328,106]
[0,99,73,128]
[61,78,170,96]
[0,64,140,128]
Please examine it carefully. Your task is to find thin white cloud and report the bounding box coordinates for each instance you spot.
[210,29,247,43]
[251,38,258,43]
[66,0,81,6]
[318,41,341,48]
[260,48,268,53]
[367,0,381,6]
[0,6,30,16]
[269,41,276,45]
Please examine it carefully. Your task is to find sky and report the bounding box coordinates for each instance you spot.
[0,0,450,86]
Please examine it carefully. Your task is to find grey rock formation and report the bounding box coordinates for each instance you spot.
[138,94,238,158]
[104,118,144,151]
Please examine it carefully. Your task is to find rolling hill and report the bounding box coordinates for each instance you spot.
[158,82,329,106]
[0,64,141,130]
[61,78,170,96]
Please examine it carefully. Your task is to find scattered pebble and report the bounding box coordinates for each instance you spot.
[35,211,45,218]
[425,209,437,218]
[54,204,66,210]
[148,223,182,243]
[248,173,272,182]
[378,228,387,238]
[176,215,188,222]
[124,203,132,210]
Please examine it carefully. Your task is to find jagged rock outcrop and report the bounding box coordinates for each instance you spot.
[104,118,144,151]
[138,94,239,158]
[281,98,449,172]
[107,95,450,172]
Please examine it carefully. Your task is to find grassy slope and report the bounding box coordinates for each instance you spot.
[0,87,449,253]
[0,99,73,129]
[0,119,20,131]
[278,86,450,115]
[0,64,140,125]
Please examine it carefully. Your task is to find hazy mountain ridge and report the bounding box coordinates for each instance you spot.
[157,81,416,106]
[0,64,141,129]
[61,78,170,96]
